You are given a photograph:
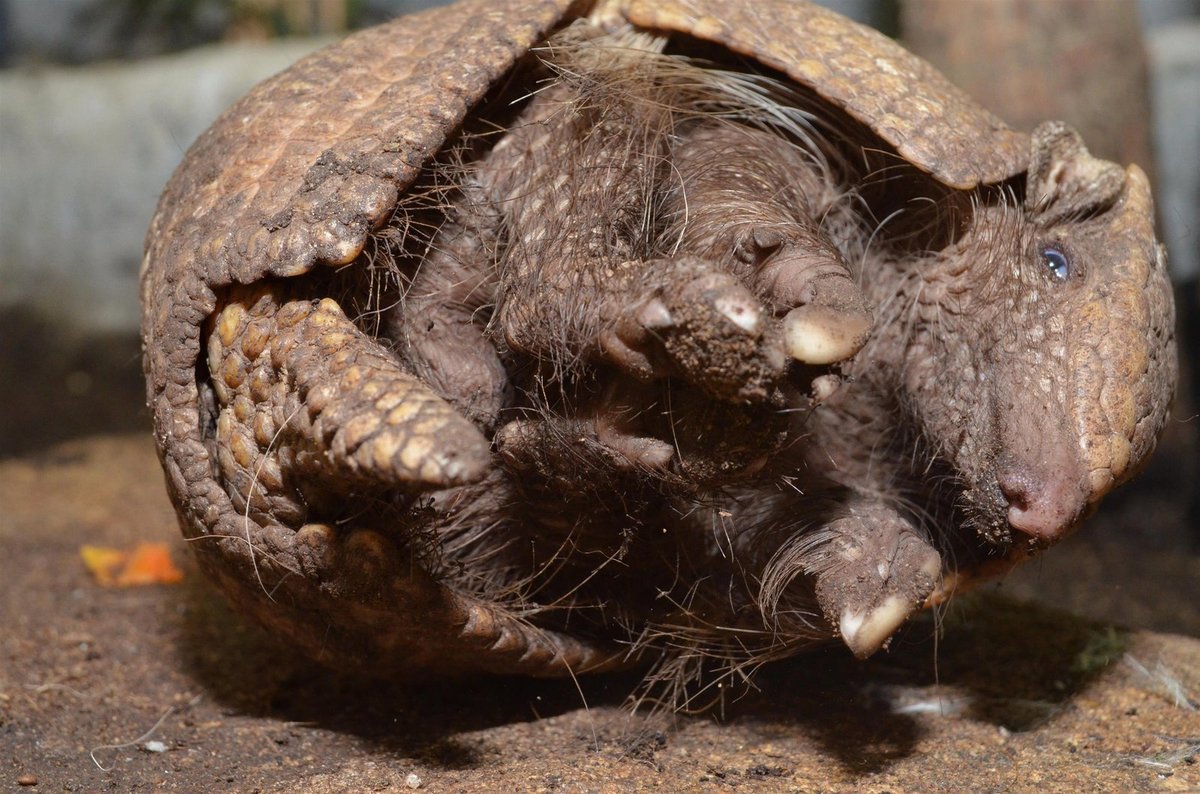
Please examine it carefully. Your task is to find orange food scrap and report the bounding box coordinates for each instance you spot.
[80,543,184,587]
[116,543,185,586]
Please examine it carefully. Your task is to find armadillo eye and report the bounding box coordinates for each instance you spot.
[1041,247,1071,281]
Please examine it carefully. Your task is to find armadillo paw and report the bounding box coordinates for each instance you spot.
[602,259,787,402]
[809,506,943,659]
[496,415,674,478]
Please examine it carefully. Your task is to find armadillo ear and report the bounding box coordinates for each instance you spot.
[1025,121,1125,224]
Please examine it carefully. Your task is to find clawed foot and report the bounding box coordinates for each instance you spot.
[804,502,943,659]
[597,256,788,402]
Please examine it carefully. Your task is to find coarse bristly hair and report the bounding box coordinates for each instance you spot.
[339,22,1029,712]
[366,21,866,381]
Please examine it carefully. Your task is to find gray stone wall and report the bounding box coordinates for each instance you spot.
[1151,21,1200,281]
[0,38,324,331]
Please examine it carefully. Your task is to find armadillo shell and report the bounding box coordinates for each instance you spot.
[140,0,1029,678]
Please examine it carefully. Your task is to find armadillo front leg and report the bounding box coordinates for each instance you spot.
[798,499,942,659]
[206,283,492,522]
[666,122,873,366]
[729,490,942,659]
[484,74,787,404]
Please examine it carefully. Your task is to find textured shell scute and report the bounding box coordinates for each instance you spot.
[144,0,572,305]
[622,0,1030,188]
[137,0,577,675]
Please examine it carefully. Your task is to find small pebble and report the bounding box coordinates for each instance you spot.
[17,774,37,786]
[405,772,422,789]
[144,741,168,753]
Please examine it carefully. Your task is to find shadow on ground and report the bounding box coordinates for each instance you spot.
[173,572,643,768]
[0,307,148,458]
[173,560,1128,777]
[713,596,1127,773]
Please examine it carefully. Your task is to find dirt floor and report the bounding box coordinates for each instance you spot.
[2,316,1199,792]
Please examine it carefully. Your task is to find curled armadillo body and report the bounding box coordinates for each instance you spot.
[140,0,1175,696]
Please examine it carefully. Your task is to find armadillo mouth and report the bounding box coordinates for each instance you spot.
[928,467,1095,606]
[925,486,1095,611]
[956,479,1013,548]
[964,473,1088,549]
[918,474,1044,587]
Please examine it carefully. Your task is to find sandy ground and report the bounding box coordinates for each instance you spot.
[2,310,1199,792]
[1,433,1197,793]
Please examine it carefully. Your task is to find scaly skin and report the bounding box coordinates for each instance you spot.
[204,281,629,677]
[785,126,1177,648]
[140,0,626,680]
[838,125,1176,551]
[206,284,492,508]
[620,0,1028,189]
[140,0,1175,683]
[602,125,1176,663]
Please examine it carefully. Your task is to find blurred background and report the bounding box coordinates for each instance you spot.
[1,0,1197,631]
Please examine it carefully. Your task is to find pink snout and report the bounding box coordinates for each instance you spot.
[998,468,1088,543]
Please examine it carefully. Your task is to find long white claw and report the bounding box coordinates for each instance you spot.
[714,293,761,334]
[811,374,841,403]
[783,304,871,365]
[839,594,913,660]
[637,298,674,331]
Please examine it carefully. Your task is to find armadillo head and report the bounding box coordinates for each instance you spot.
[897,122,1176,552]
[1007,123,1176,541]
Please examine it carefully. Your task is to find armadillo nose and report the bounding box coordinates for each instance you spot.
[998,470,1087,543]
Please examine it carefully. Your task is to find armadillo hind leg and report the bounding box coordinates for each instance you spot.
[666,122,873,367]
[203,283,630,678]
[762,496,943,659]
[386,183,510,434]
[206,282,492,521]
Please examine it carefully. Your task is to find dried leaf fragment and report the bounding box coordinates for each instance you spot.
[80,543,184,587]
